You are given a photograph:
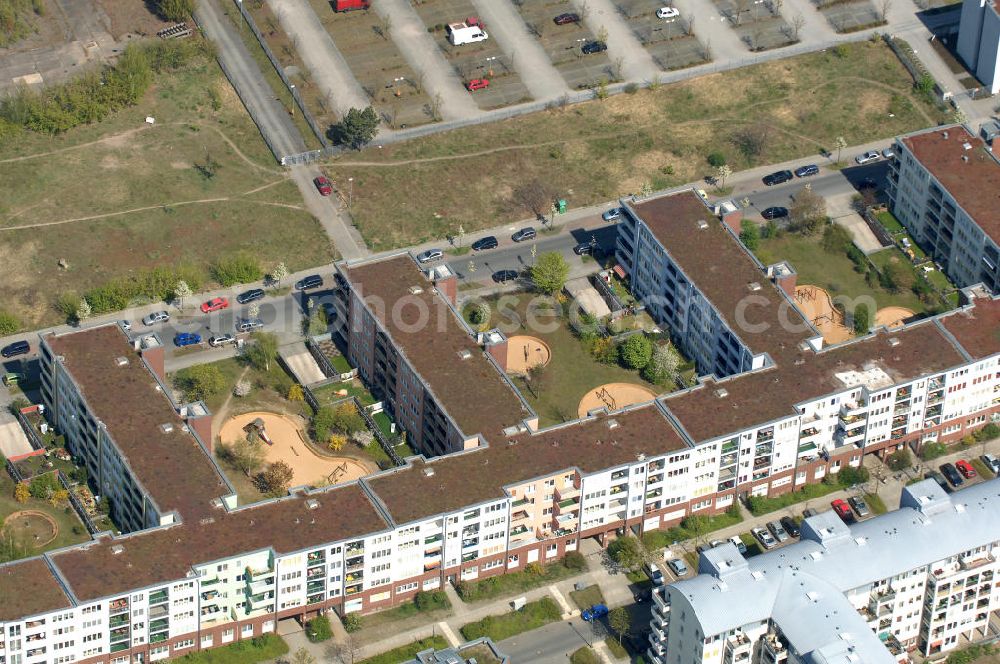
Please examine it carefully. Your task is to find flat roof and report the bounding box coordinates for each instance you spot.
[901,125,1000,244]
[343,255,529,441]
[45,326,229,522]
[50,484,388,602]
[939,295,1000,360]
[629,191,814,363]
[0,558,71,621]
[663,321,966,442]
[366,405,688,524]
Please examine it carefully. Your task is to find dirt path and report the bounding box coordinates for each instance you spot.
[211,366,252,441]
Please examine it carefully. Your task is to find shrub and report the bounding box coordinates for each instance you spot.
[525,562,544,576]
[608,536,643,570]
[414,590,449,612]
[974,423,1000,442]
[706,151,727,167]
[619,334,653,370]
[0,311,20,335]
[342,613,362,632]
[14,482,29,503]
[886,448,912,471]
[623,82,639,94]
[739,220,759,251]
[836,465,869,487]
[82,264,205,315]
[853,303,870,335]
[174,364,227,402]
[28,473,59,499]
[920,442,948,461]
[287,384,304,401]
[211,253,262,286]
[155,0,194,21]
[305,615,332,643]
[563,551,586,571]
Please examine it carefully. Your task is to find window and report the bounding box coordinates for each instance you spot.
[173,639,194,650]
[201,635,213,647]
[241,625,254,637]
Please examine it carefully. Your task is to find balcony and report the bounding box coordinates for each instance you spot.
[512,498,529,508]
[109,614,129,628]
[510,524,529,537]
[148,590,168,605]
[555,484,580,501]
[109,627,130,642]
[609,482,627,495]
[110,598,129,614]
[840,411,867,427]
[149,605,168,620]
[799,427,820,439]
[611,470,628,481]
[201,590,220,602]
[149,618,169,632]
[308,551,326,565]
[895,387,911,401]
[345,584,362,596]
[960,552,995,571]
[245,566,274,583]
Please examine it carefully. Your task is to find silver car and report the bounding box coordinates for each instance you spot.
[415,249,443,264]
[236,318,264,333]
[767,520,790,543]
[855,150,880,165]
[142,311,170,326]
[752,526,777,549]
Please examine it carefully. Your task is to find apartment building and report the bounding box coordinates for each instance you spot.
[886,125,1000,293]
[647,478,1000,664]
[958,0,1000,95]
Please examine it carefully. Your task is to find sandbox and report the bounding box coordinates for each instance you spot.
[219,411,376,488]
[578,383,659,418]
[794,284,852,344]
[4,510,58,548]
[506,336,552,375]
[875,306,915,329]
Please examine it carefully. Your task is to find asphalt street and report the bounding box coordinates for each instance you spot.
[499,617,604,663]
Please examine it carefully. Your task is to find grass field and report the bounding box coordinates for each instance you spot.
[0,52,332,329]
[569,584,605,611]
[0,475,91,560]
[326,40,946,249]
[460,597,563,642]
[358,636,450,664]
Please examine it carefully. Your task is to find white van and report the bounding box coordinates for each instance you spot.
[446,22,488,45]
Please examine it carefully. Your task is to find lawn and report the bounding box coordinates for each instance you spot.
[569,584,606,611]
[353,591,452,633]
[456,556,587,603]
[357,636,450,664]
[571,647,602,664]
[312,379,378,407]
[173,634,288,664]
[476,295,665,427]
[325,40,946,249]
[460,597,563,642]
[745,479,841,516]
[0,475,92,561]
[864,493,888,515]
[0,44,332,329]
[875,210,905,233]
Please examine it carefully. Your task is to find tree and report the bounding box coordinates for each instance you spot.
[619,334,653,370]
[878,0,892,20]
[331,403,365,436]
[886,448,912,471]
[156,0,194,21]
[174,280,192,308]
[291,647,317,664]
[607,535,643,570]
[233,380,252,397]
[853,303,870,335]
[739,220,760,251]
[525,363,547,398]
[175,364,227,402]
[716,164,732,188]
[707,151,726,167]
[245,332,278,372]
[789,186,826,235]
[227,436,267,477]
[530,252,570,295]
[642,343,681,385]
[14,482,29,504]
[821,223,852,254]
[336,106,380,149]
[731,123,771,159]
[287,384,304,401]
[342,613,362,632]
[313,407,338,441]
[258,461,295,496]
[271,262,288,287]
[791,12,805,40]
[306,615,332,643]
[837,465,870,487]
[512,179,556,219]
[609,606,630,645]
[834,136,847,164]
[75,299,92,322]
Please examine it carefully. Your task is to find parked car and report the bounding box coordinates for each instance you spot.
[656,6,680,18]
[767,520,789,543]
[956,459,977,478]
[644,562,665,585]
[208,334,237,348]
[313,176,333,196]
[236,318,264,333]
[980,454,1000,474]
[581,41,607,54]
[779,516,801,538]
[802,508,818,519]
[415,249,444,264]
[173,332,202,347]
[795,164,819,177]
[602,207,622,222]
[761,206,788,220]
[471,236,498,251]
[762,170,793,186]
[831,499,855,523]
[857,177,878,191]
[512,227,536,242]
[236,288,265,305]
[882,147,896,159]
[492,269,520,284]
[0,341,30,358]
[466,78,489,91]
[728,535,748,555]
[120,320,131,332]
[940,462,964,487]
[574,242,596,256]
[553,12,580,24]
[200,297,229,314]
[927,469,951,492]
[752,526,776,549]
[295,274,323,290]
[855,150,880,165]
[696,540,724,554]
[632,587,652,603]
[142,311,170,326]
[848,496,870,518]
[582,603,609,622]
[666,558,688,576]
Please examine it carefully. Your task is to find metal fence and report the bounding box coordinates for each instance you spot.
[5,458,23,483]
[14,408,45,453]
[354,397,403,468]
[862,208,896,248]
[306,337,337,379]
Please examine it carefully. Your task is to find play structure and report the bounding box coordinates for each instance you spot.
[506,336,552,375]
[794,285,852,344]
[219,412,376,488]
[577,383,658,418]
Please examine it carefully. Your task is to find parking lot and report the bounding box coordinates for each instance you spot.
[613,0,711,69]
[711,0,798,50]
[817,0,885,33]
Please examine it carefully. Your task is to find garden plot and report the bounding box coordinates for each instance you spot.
[613,0,710,70]
[712,0,798,50]
[411,0,533,109]
[304,0,434,128]
[510,0,615,89]
[816,0,886,33]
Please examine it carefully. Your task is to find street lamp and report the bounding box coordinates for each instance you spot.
[484,55,497,77]
[347,177,354,208]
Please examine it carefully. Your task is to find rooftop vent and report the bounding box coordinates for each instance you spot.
[199,517,215,526]
[806,591,820,602]
[854,536,867,546]
[963,142,973,150]
[408,286,424,295]
[636,453,646,461]
[751,570,765,580]
[888,337,901,347]
[114,356,129,367]
[159,423,174,434]
[697,220,709,230]
[423,467,436,478]
[110,545,125,555]
[457,349,472,360]
[606,418,620,430]
[305,499,320,510]
[942,131,949,139]
[747,282,761,291]
[962,155,969,163]
[715,388,729,398]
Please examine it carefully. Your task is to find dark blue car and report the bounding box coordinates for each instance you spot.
[174,332,202,347]
[582,604,608,622]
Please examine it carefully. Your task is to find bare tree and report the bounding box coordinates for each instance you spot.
[512,179,557,219]
[878,0,892,20]
[731,123,772,159]
[682,12,695,36]
[791,12,806,40]
[789,185,827,234]
[580,0,591,18]
[612,56,625,80]
[597,25,609,43]
[749,24,764,50]
[414,69,426,94]
[771,0,784,13]
[734,0,751,24]
[429,92,443,121]
[327,636,361,664]
[374,13,392,40]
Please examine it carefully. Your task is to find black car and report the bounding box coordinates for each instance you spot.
[471,236,499,251]
[927,469,951,492]
[492,269,520,284]
[236,288,265,304]
[512,227,536,242]
[795,164,819,177]
[779,516,801,538]
[1,340,29,358]
[857,177,878,191]
[802,508,818,519]
[581,41,607,54]
[940,462,964,487]
[574,242,596,256]
[761,206,788,220]
[295,274,323,290]
[553,12,580,24]
[762,170,793,186]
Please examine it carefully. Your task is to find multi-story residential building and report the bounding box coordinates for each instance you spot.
[886,125,1000,293]
[2,187,1000,663]
[958,0,1000,95]
[648,478,1000,664]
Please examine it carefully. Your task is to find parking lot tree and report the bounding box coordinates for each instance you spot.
[619,334,653,370]
[336,106,379,150]
[530,252,570,295]
[175,364,227,401]
[173,280,192,308]
[270,261,288,287]
[155,0,194,21]
[740,219,760,251]
[834,136,847,164]
[716,163,733,188]
[789,186,826,235]
[245,331,278,371]
[791,12,805,40]
[609,607,630,645]
[886,448,912,472]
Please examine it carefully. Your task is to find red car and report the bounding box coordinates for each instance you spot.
[200,297,229,314]
[956,459,977,479]
[467,78,489,91]
[831,499,854,523]
[313,176,333,196]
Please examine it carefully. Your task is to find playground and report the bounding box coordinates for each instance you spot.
[794,285,853,344]
[506,336,552,375]
[875,306,915,329]
[219,412,376,488]
[577,383,659,418]
[3,510,58,548]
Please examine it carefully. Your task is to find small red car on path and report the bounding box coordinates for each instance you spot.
[831,499,855,523]
[467,78,489,91]
[201,297,229,314]
[313,176,333,196]
[956,459,977,479]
